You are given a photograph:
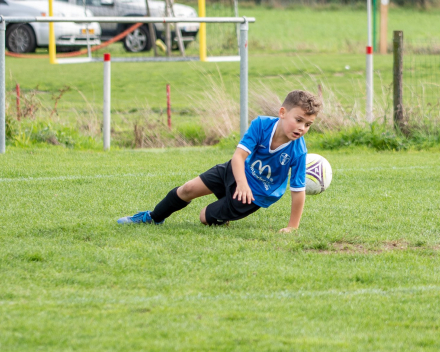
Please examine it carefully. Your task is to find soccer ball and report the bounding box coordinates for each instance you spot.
[305,154,332,195]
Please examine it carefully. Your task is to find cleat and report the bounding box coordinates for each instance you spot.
[117,211,164,225]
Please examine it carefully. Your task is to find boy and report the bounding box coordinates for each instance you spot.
[118,90,321,232]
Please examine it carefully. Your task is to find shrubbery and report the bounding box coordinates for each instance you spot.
[5,77,440,151]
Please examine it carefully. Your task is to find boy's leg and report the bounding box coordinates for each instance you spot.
[118,162,228,225]
[200,192,260,226]
[177,176,212,202]
[150,176,212,223]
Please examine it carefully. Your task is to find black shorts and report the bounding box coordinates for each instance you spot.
[199,160,260,225]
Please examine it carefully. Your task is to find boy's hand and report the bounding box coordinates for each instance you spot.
[278,227,298,233]
[233,183,255,204]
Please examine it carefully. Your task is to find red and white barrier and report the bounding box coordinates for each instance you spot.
[103,53,111,151]
[366,0,374,123]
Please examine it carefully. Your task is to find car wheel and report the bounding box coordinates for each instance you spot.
[123,25,152,53]
[6,24,37,53]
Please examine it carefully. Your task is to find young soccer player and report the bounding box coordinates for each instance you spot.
[118,90,321,232]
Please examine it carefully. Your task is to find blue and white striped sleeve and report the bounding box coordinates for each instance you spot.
[290,153,307,192]
[237,117,261,155]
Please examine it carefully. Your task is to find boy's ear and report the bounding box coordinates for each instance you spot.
[279,106,286,118]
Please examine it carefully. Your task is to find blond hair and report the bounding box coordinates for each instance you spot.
[282,90,322,116]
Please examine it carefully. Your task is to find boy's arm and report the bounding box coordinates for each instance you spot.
[279,190,305,233]
[231,148,255,204]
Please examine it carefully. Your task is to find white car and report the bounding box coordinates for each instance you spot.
[63,0,199,52]
[0,0,101,53]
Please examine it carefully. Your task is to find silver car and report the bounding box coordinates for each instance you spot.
[63,0,199,52]
[0,0,101,53]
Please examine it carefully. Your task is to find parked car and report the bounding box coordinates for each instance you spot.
[61,0,199,52]
[0,0,101,53]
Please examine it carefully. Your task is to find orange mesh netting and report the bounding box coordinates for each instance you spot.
[5,22,143,59]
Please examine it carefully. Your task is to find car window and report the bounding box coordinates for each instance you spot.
[76,0,101,6]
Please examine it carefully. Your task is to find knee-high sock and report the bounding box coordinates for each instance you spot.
[150,187,190,223]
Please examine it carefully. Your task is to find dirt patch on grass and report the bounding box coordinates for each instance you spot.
[307,240,439,254]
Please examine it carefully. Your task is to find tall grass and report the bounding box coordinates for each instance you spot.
[5,60,440,151]
[5,75,440,151]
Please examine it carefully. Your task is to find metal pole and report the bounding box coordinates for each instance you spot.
[366,0,374,123]
[372,0,377,52]
[198,0,207,62]
[103,53,111,151]
[2,16,256,24]
[239,17,248,139]
[48,0,57,64]
[0,18,5,154]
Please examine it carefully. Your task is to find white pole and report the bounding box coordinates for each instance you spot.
[103,53,111,151]
[0,19,5,154]
[239,17,248,139]
[366,0,374,123]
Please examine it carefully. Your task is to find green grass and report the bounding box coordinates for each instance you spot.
[1,146,440,351]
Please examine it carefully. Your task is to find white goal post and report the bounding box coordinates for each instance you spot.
[0,15,255,154]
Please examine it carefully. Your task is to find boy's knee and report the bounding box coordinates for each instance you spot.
[199,207,208,225]
[178,181,195,200]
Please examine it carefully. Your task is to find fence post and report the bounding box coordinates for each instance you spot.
[239,17,248,139]
[379,0,389,54]
[0,18,5,154]
[393,31,404,131]
[166,84,171,129]
[103,53,111,151]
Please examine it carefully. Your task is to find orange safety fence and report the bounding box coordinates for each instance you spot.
[5,22,143,59]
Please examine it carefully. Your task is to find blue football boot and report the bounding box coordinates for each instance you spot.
[117,211,164,225]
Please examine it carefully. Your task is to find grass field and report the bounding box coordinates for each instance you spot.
[1,146,440,351]
[2,5,440,349]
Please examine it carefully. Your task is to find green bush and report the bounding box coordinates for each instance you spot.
[7,121,101,150]
[176,123,206,144]
[308,123,440,151]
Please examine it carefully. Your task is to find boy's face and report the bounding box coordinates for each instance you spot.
[278,106,316,141]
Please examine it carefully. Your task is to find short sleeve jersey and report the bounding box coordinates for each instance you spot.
[237,116,307,208]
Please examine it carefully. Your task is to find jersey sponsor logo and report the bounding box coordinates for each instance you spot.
[280,153,290,165]
[258,144,266,149]
[251,160,272,179]
[250,160,273,190]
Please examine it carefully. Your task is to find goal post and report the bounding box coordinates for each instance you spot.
[0,15,255,154]
[48,0,57,64]
[198,0,207,62]
[48,0,97,64]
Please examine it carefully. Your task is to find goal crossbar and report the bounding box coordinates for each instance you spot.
[1,16,255,24]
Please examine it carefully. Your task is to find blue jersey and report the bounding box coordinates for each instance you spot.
[237,116,307,208]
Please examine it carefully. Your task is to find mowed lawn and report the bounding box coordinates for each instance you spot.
[1,146,440,351]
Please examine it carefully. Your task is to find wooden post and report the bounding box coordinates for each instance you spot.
[145,0,157,57]
[16,83,20,120]
[169,0,185,57]
[165,0,171,57]
[380,0,389,54]
[166,84,171,129]
[393,31,404,131]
